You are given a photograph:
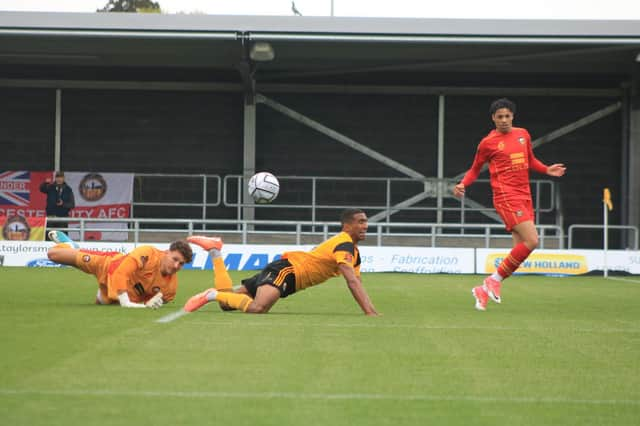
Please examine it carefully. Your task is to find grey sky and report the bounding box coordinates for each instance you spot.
[1,0,639,19]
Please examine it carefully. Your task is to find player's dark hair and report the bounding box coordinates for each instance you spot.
[490,98,516,115]
[170,239,193,263]
[340,208,365,225]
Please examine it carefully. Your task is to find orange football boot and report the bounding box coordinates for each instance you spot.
[187,236,223,251]
[183,288,216,312]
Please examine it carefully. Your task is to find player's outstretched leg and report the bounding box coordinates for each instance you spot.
[48,230,79,249]
[187,235,233,311]
[472,286,489,311]
[183,288,254,313]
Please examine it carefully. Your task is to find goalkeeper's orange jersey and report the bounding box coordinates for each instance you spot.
[76,245,178,304]
[282,231,361,291]
[460,127,548,205]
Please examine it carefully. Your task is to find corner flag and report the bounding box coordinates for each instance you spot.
[602,188,613,278]
[603,188,613,211]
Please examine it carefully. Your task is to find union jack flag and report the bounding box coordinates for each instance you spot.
[0,171,31,206]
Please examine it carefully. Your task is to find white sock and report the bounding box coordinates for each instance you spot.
[491,272,503,282]
[205,289,218,302]
[209,249,222,259]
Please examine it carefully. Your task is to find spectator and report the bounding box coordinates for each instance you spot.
[40,171,75,217]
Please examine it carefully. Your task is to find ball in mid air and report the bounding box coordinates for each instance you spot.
[247,172,280,204]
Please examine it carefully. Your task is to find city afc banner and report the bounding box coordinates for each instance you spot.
[0,171,133,241]
[1,241,640,275]
[64,172,133,241]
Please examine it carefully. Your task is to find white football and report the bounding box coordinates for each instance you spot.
[248,172,280,204]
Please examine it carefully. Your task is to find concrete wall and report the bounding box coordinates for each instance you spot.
[61,90,243,173]
[2,87,624,247]
[1,88,55,170]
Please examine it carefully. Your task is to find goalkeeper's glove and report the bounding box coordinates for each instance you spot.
[145,292,164,309]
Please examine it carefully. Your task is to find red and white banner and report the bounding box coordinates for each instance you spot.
[0,171,134,220]
[0,171,50,218]
[0,171,134,241]
[65,172,133,219]
[64,172,134,241]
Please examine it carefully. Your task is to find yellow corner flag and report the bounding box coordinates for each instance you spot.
[603,188,613,211]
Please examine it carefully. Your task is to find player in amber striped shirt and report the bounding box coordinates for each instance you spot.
[183,208,379,316]
[47,231,193,309]
[454,98,566,311]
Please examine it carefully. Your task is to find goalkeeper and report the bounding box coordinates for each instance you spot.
[184,208,379,316]
[47,231,193,309]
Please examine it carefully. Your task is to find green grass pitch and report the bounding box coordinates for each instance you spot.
[1,267,639,426]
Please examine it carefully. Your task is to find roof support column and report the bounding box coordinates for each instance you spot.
[54,89,61,171]
[239,33,257,224]
[436,95,445,227]
[629,84,640,238]
[242,97,256,224]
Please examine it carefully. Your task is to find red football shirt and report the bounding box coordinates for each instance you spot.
[461,127,547,204]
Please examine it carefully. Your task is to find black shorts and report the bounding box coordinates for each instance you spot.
[240,258,297,299]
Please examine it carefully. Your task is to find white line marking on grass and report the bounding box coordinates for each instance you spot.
[155,309,188,323]
[184,320,640,334]
[0,388,638,406]
[606,277,640,284]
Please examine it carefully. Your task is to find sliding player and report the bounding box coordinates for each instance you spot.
[454,98,566,311]
[47,231,193,309]
[183,208,379,316]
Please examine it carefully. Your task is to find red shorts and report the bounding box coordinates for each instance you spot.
[494,199,534,232]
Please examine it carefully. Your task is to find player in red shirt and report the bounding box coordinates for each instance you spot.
[454,98,566,311]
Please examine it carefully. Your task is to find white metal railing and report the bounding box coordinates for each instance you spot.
[222,174,558,223]
[128,174,560,228]
[46,217,564,248]
[568,224,639,249]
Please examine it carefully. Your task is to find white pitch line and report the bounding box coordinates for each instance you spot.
[606,277,640,284]
[0,388,637,406]
[181,320,640,334]
[155,309,188,323]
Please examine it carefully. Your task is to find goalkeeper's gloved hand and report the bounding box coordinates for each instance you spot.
[145,292,164,309]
